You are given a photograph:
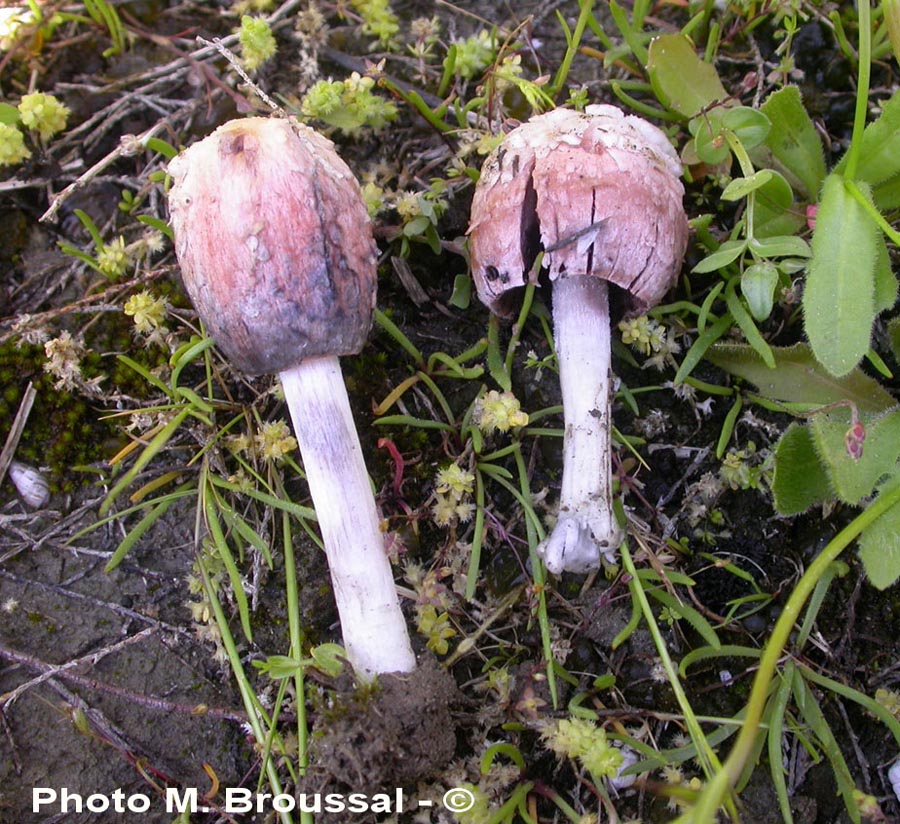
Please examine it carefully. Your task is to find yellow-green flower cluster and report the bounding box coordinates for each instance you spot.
[350,0,399,47]
[451,30,495,80]
[0,123,29,166]
[541,717,624,780]
[432,463,475,527]
[448,784,491,824]
[414,604,456,655]
[254,420,298,462]
[301,72,396,136]
[124,290,168,335]
[238,15,277,71]
[619,315,666,356]
[360,181,385,217]
[97,236,130,279]
[474,390,529,434]
[0,92,70,167]
[875,687,900,718]
[18,92,70,141]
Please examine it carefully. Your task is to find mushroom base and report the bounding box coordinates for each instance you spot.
[537,276,624,574]
[305,655,457,796]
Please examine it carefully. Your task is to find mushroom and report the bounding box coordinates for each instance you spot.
[468,105,688,574]
[167,117,416,680]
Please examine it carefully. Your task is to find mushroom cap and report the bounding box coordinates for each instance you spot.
[168,117,377,376]
[468,105,689,318]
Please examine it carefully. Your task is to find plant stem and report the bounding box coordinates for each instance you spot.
[538,276,623,573]
[685,479,900,822]
[620,543,723,782]
[280,356,415,679]
[844,0,872,181]
[280,508,313,824]
[195,501,293,824]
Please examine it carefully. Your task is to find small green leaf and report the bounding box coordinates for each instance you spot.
[309,643,347,677]
[835,88,900,188]
[721,106,771,149]
[646,588,721,649]
[449,273,471,309]
[647,34,729,117]
[741,261,779,321]
[772,423,833,515]
[721,170,774,201]
[874,234,898,313]
[692,238,747,273]
[706,342,896,413]
[748,234,811,259]
[752,172,804,239]
[487,314,512,392]
[872,171,900,211]
[692,111,732,165]
[725,279,774,367]
[858,480,900,589]
[137,214,174,240]
[803,174,880,377]
[0,102,20,125]
[255,654,304,679]
[674,313,734,384]
[759,85,827,199]
[810,407,900,505]
[146,137,179,160]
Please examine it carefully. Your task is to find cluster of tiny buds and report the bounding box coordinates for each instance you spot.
[845,420,866,462]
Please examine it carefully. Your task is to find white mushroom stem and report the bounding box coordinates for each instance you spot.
[538,276,624,574]
[280,356,416,680]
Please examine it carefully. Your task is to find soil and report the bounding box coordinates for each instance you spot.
[2,2,900,824]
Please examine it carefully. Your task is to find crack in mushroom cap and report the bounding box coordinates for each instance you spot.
[168,117,377,376]
[468,105,689,318]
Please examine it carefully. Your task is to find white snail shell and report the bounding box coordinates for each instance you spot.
[8,461,50,508]
[889,759,900,802]
[608,746,639,791]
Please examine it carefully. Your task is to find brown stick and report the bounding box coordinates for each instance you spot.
[0,638,247,724]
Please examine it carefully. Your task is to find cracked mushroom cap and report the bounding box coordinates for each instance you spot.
[468,105,689,318]
[168,117,377,376]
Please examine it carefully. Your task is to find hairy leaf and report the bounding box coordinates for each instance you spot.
[874,234,899,313]
[835,88,900,187]
[803,174,879,377]
[741,261,779,322]
[706,342,896,413]
[858,480,900,589]
[811,407,900,505]
[759,86,826,199]
[772,423,833,515]
[647,34,729,117]
[752,171,804,239]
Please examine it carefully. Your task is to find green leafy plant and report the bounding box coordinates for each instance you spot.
[0,91,70,166]
[238,15,277,71]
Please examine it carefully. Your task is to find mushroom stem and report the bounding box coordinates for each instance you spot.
[538,276,624,574]
[280,356,416,679]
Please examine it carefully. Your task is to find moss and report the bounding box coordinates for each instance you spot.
[0,339,113,486]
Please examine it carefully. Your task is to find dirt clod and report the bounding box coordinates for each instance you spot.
[306,655,458,794]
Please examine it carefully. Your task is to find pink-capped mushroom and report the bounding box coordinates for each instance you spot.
[167,117,416,680]
[468,105,688,574]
